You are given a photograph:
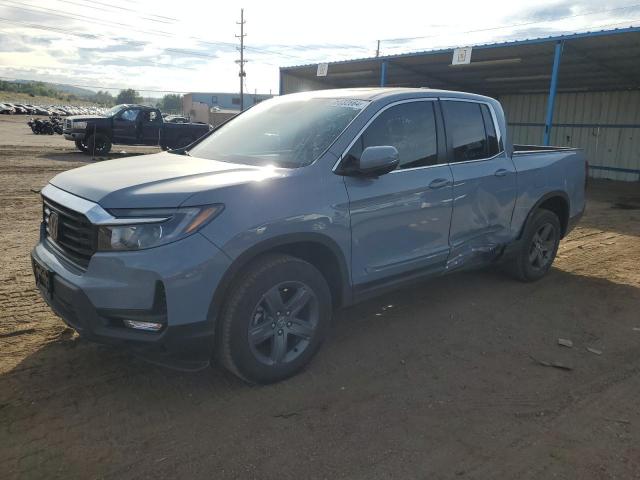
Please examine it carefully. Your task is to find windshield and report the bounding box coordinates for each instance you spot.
[104,105,127,117]
[188,96,369,168]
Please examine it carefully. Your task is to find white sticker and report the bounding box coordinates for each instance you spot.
[317,63,329,77]
[452,47,472,65]
[328,99,368,109]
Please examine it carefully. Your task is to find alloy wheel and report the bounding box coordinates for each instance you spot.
[248,281,319,366]
[528,222,556,270]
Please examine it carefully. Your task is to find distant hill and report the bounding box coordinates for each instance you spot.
[49,83,96,98]
[8,79,96,98]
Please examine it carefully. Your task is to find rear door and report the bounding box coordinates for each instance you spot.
[340,99,454,288]
[441,99,517,269]
[141,109,162,145]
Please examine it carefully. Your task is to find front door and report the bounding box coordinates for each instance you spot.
[341,99,454,288]
[441,99,517,269]
[112,108,140,143]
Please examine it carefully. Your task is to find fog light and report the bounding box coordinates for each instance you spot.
[123,320,164,331]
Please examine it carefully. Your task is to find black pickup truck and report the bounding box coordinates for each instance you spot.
[63,104,211,155]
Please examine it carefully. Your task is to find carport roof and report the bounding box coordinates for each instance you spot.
[280,27,640,95]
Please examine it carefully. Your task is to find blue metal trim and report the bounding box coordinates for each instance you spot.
[279,26,640,70]
[543,41,564,145]
[510,122,640,129]
[380,60,388,87]
[589,165,640,174]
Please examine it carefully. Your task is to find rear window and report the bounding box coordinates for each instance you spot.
[442,101,501,162]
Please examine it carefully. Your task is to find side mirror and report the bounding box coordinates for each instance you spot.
[356,145,399,176]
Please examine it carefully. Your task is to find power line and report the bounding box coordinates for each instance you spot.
[48,0,175,25]
[0,1,312,61]
[3,0,637,62]
[0,0,173,37]
[0,0,360,62]
[62,0,178,23]
[0,18,224,60]
[0,0,240,50]
[373,19,640,58]
[381,3,640,44]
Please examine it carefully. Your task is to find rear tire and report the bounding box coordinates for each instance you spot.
[507,209,561,282]
[217,254,332,384]
[86,133,112,156]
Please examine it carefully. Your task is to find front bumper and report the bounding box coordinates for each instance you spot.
[32,230,232,370]
[64,132,85,141]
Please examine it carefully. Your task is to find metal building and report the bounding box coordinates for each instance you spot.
[279,27,640,181]
[184,92,273,111]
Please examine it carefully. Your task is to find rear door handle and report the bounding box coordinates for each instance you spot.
[494,168,509,177]
[428,178,451,189]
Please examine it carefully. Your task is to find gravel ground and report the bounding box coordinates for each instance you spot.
[1,116,639,479]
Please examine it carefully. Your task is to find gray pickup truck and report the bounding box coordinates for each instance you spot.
[32,88,586,383]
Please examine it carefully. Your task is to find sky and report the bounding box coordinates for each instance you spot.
[0,0,639,97]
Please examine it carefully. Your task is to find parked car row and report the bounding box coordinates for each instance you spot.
[1,102,108,116]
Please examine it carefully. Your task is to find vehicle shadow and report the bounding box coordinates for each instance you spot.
[2,267,639,478]
[40,150,157,163]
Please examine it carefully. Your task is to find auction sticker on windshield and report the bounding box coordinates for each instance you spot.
[328,99,369,109]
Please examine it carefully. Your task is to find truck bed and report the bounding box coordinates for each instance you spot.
[509,145,586,236]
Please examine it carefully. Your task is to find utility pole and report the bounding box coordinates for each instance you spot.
[235,8,247,111]
[376,40,380,57]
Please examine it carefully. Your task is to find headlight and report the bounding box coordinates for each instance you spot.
[73,121,87,129]
[97,205,224,251]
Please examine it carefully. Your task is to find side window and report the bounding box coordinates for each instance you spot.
[442,101,491,162]
[345,101,438,170]
[120,109,139,122]
[480,104,500,156]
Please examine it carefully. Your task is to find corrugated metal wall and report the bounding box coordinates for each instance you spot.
[279,72,640,182]
[280,72,328,95]
[499,91,640,181]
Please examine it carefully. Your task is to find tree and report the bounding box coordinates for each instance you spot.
[116,88,142,104]
[92,90,115,106]
[157,94,182,113]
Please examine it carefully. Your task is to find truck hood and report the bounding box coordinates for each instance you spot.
[49,151,285,208]
[66,115,107,122]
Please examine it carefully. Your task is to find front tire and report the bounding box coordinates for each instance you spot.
[217,254,332,384]
[75,139,89,153]
[507,209,561,282]
[86,133,112,156]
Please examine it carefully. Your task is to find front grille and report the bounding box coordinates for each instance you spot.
[65,119,72,130]
[43,196,96,269]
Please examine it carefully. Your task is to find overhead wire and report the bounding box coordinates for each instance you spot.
[1,0,639,92]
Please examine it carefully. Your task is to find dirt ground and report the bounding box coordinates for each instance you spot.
[1,115,639,479]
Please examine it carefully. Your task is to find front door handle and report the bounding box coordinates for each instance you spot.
[428,178,451,189]
[494,168,509,177]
